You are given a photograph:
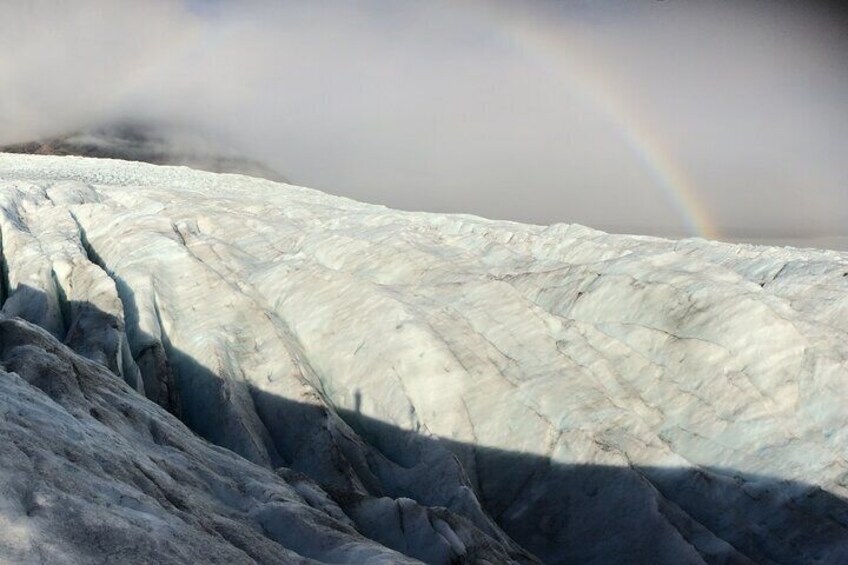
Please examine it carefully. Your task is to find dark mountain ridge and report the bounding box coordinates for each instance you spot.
[0,122,287,182]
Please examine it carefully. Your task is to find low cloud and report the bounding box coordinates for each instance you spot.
[1,0,846,243]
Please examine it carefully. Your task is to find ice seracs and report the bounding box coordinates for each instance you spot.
[1,153,847,564]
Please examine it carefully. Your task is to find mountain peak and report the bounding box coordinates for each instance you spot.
[0,122,287,182]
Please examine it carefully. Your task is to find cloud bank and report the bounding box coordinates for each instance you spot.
[1,0,846,243]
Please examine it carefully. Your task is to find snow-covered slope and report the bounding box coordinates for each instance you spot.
[2,153,848,564]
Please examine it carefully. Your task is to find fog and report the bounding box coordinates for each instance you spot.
[1,0,846,245]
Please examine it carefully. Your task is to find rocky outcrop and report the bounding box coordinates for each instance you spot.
[0,123,286,182]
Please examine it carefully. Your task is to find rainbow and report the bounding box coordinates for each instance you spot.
[116,4,720,240]
[483,8,719,239]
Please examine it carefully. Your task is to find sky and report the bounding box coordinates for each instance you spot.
[1,0,847,246]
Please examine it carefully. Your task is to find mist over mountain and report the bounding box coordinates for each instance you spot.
[2,0,846,242]
[0,122,286,181]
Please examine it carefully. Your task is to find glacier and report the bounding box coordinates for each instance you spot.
[1,153,847,564]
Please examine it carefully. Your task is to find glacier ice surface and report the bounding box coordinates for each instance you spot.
[1,153,848,564]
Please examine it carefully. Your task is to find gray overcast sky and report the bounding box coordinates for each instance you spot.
[1,0,847,246]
